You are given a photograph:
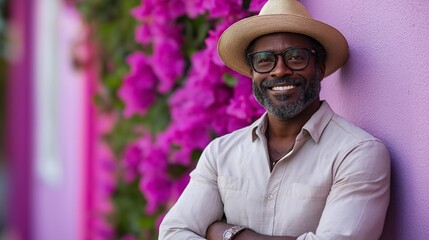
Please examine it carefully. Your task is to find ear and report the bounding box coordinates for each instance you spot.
[317,63,326,81]
[249,68,255,78]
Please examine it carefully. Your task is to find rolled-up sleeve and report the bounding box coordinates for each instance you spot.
[159,140,224,240]
[298,140,391,240]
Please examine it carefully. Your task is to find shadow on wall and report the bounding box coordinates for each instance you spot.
[381,147,403,239]
[0,0,9,236]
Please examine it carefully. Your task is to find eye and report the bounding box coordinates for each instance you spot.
[253,52,275,64]
[289,54,305,60]
[258,58,273,63]
[286,49,307,63]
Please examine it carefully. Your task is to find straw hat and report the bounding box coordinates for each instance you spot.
[217,0,349,78]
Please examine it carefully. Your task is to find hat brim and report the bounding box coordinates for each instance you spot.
[218,14,349,78]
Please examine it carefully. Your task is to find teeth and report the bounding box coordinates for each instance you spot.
[272,85,296,91]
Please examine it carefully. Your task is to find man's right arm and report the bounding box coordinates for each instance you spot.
[159,141,224,239]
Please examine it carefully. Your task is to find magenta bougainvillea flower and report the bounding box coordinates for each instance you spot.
[134,23,152,44]
[117,52,157,117]
[117,0,268,224]
[139,172,172,214]
[249,0,269,12]
[184,0,211,18]
[152,36,185,93]
[122,138,145,183]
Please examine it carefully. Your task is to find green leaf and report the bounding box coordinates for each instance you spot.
[223,72,238,87]
[140,95,171,136]
[180,14,210,57]
[242,0,251,10]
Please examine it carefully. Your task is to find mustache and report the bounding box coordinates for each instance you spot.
[260,77,304,88]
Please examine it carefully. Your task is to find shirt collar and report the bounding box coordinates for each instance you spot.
[251,113,268,141]
[251,101,334,143]
[302,101,334,143]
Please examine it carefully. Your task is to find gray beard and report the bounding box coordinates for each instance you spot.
[252,71,321,120]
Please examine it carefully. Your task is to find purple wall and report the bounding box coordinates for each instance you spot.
[301,0,429,239]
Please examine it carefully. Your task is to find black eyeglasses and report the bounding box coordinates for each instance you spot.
[247,47,316,73]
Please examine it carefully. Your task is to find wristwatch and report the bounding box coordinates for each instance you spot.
[222,225,246,240]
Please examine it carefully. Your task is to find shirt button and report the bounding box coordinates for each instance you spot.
[268,194,274,200]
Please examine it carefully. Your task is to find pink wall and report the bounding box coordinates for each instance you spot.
[6,0,34,239]
[7,1,87,239]
[31,5,85,240]
[301,0,429,239]
[6,1,110,239]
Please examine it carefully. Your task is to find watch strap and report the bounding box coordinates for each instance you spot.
[222,225,246,240]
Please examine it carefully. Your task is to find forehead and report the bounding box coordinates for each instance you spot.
[251,33,313,51]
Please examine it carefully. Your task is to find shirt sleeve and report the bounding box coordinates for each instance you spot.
[159,140,224,240]
[298,140,391,240]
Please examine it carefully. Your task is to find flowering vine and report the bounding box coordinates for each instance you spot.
[78,0,267,239]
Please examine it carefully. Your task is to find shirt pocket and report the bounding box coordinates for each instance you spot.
[218,176,249,223]
[280,183,331,234]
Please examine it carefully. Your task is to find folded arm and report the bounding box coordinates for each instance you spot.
[207,140,390,240]
[207,222,297,240]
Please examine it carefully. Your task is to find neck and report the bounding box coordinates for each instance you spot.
[267,99,321,139]
[265,100,321,166]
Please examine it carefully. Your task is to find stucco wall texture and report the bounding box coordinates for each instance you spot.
[301,0,429,239]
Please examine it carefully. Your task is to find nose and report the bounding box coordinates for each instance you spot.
[270,55,293,78]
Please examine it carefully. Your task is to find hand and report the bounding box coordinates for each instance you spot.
[206,221,297,240]
[207,221,231,240]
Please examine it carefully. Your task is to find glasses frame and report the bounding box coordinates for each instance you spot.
[247,47,316,74]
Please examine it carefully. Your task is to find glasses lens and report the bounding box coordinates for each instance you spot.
[284,48,309,70]
[252,51,276,73]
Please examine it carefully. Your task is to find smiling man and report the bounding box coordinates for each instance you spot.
[159,1,391,240]
[250,33,323,121]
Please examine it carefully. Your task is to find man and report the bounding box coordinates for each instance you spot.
[159,0,391,239]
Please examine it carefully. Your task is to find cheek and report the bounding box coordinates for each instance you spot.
[252,77,262,88]
[252,73,268,85]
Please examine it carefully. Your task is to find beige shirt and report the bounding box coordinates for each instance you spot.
[159,101,390,240]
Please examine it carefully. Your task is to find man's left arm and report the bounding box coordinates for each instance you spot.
[207,140,391,240]
[308,140,391,239]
